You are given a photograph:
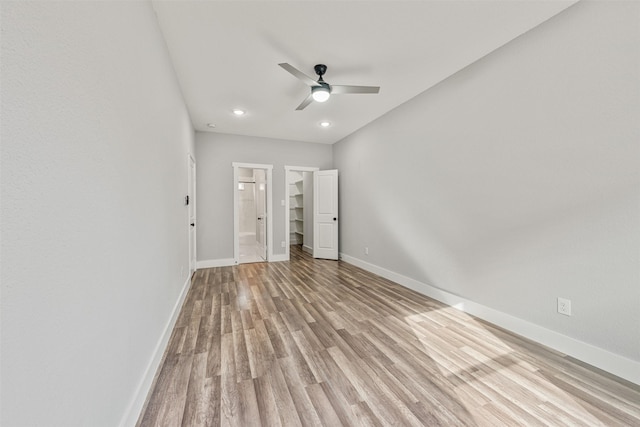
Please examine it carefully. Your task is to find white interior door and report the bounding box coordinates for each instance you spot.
[255,169,267,260]
[188,155,196,274]
[313,169,339,260]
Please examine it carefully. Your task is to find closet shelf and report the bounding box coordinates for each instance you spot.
[289,171,306,246]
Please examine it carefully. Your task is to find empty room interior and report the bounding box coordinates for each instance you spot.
[1,1,639,426]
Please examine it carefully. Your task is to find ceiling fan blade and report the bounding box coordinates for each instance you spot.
[295,93,314,111]
[331,85,380,95]
[279,63,318,87]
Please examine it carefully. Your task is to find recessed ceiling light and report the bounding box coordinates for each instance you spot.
[207,123,216,128]
[319,121,331,128]
[232,109,245,116]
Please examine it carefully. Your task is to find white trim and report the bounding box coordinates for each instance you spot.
[198,256,285,267]
[119,275,192,427]
[187,154,197,275]
[266,167,273,262]
[232,163,274,265]
[284,166,319,261]
[233,162,275,171]
[339,253,640,386]
[197,258,236,269]
[233,165,239,264]
[302,245,313,255]
[284,166,320,172]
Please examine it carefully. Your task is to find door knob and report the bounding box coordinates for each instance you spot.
[190,223,195,227]
[333,217,337,221]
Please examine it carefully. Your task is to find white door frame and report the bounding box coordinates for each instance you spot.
[233,162,273,264]
[253,169,267,260]
[188,154,197,275]
[284,165,319,261]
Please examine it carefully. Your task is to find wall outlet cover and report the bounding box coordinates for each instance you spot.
[557,297,572,316]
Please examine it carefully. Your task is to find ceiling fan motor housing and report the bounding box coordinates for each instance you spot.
[314,64,327,78]
[312,64,331,101]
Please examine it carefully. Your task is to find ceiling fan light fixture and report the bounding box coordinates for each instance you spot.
[279,63,380,110]
[311,86,330,103]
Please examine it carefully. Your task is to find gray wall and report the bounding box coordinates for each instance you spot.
[196,132,333,261]
[333,0,639,362]
[1,2,195,426]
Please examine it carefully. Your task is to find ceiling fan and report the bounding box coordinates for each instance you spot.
[279,63,380,110]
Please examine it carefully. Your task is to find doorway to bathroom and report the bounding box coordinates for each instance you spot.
[233,163,273,265]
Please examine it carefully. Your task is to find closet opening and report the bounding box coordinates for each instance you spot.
[285,166,319,261]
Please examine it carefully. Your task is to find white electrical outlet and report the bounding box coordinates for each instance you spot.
[365,247,369,255]
[557,297,572,316]
[281,241,285,248]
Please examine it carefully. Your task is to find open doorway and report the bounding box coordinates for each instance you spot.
[285,166,318,260]
[238,168,265,263]
[233,163,273,265]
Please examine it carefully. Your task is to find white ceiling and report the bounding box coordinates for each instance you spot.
[152,0,576,144]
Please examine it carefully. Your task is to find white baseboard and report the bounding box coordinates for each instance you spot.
[196,258,235,269]
[197,256,290,267]
[119,274,192,427]
[339,253,640,385]
[302,245,313,255]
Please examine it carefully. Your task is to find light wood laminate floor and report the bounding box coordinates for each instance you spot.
[137,246,640,426]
